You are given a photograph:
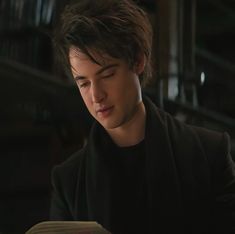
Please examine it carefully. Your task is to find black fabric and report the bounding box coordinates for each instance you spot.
[50,96,235,234]
[105,140,148,233]
[84,121,149,234]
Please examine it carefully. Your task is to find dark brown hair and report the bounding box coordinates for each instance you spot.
[53,0,153,86]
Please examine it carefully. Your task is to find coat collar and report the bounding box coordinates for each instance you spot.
[144,96,183,213]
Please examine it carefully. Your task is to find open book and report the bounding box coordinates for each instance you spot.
[25,221,111,234]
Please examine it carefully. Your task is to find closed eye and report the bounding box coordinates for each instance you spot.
[78,81,90,88]
[102,72,115,78]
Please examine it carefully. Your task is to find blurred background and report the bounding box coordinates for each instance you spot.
[0,0,235,233]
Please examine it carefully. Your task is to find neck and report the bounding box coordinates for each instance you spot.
[107,102,146,147]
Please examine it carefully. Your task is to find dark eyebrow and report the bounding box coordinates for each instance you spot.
[95,63,119,75]
[74,75,86,81]
[74,63,119,81]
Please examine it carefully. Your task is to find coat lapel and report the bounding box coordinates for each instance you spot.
[85,123,114,229]
[144,97,184,231]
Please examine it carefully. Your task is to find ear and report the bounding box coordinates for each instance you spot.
[134,53,146,75]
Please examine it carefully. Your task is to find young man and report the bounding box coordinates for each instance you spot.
[50,0,235,233]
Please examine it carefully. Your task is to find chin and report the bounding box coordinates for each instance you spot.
[99,120,122,130]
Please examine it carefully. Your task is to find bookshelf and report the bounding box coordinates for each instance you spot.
[0,0,56,73]
[0,58,92,233]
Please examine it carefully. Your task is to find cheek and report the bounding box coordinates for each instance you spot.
[80,91,92,110]
[122,75,140,95]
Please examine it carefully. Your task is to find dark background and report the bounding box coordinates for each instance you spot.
[0,0,235,233]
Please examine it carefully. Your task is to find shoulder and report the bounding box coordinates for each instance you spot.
[156,107,234,192]
[144,95,228,156]
[50,147,88,220]
[156,106,226,146]
[156,106,231,171]
[168,110,229,155]
[51,147,87,194]
[54,147,86,172]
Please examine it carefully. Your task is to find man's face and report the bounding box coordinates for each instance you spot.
[69,47,143,131]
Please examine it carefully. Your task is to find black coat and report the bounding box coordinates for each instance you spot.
[50,97,235,234]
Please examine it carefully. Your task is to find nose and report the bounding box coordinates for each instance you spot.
[91,82,106,103]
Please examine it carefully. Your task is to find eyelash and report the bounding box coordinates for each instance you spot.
[78,71,115,88]
[79,82,89,88]
[102,72,114,78]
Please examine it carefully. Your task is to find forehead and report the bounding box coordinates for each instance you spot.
[69,47,123,75]
[69,47,116,66]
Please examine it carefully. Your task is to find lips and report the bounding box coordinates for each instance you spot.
[96,106,114,118]
[97,106,112,112]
